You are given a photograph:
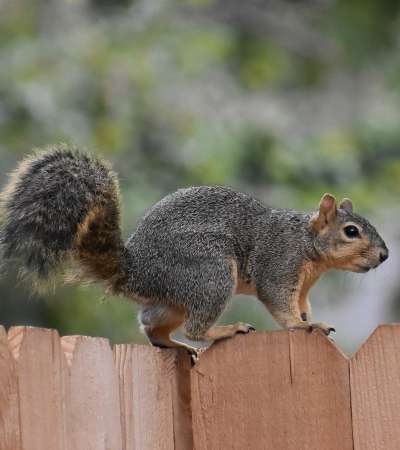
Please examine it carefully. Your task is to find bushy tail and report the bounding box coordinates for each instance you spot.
[0,144,127,291]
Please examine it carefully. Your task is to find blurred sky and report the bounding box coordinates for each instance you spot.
[1,0,400,353]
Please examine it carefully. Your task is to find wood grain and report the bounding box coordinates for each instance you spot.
[113,344,135,450]
[351,324,400,450]
[8,326,68,450]
[61,335,122,450]
[113,344,193,450]
[0,326,21,450]
[7,324,400,449]
[191,330,353,450]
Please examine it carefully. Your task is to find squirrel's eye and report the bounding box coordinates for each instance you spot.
[344,225,360,238]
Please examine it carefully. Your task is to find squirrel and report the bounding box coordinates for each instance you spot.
[0,145,389,350]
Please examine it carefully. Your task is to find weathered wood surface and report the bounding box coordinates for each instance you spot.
[0,326,191,450]
[0,326,21,450]
[8,326,68,450]
[1,325,400,449]
[62,335,122,450]
[113,344,192,450]
[191,330,353,450]
[351,325,400,450]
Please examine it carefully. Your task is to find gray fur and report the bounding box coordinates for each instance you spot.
[0,147,388,342]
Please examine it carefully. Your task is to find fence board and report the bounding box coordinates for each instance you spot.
[61,335,122,450]
[0,326,21,450]
[113,345,193,450]
[351,324,400,450]
[113,344,135,450]
[8,326,67,450]
[6,324,400,449]
[191,330,352,450]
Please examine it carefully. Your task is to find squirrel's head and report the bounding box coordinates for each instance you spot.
[310,193,388,273]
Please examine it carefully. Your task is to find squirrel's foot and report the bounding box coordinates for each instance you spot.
[170,323,256,363]
[288,321,335,336]
[235,322,256,334]
[310,322,336,336]
[205,322,256,340]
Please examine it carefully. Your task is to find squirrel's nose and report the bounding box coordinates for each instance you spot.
[379,249,389,263]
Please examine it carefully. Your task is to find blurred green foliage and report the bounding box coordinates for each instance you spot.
[0,0,399,348]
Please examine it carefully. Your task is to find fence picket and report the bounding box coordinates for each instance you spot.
[61,335,122,450]
[0,326,21,450]
[113,345,192,450]
[351,324,400,450]
[8,326,68,450]
[191,330,353,450]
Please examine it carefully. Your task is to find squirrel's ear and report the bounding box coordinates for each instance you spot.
[339,198,353,213]
[310,193,337,231]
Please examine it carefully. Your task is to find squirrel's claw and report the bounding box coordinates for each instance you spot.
[236,323,256,334]
[187,347,205,365]
[310,322,336,336]
[289,322,336,336]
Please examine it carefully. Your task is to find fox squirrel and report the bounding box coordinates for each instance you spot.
[0,145,389,350]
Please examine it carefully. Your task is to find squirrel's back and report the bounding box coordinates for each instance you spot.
[0,145,127,290]
[135,185,266,235]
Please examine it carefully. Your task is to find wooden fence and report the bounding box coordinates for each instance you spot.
[1,325,400,450]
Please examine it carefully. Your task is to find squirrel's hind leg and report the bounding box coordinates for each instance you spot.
[181,259,256,347]
[204,323,255,340]
[178,323,255,348]
[171,323,255,357]
[183,301,255,345]
[139,305,185,349]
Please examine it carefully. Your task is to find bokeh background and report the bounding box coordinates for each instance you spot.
[0,0,399,353]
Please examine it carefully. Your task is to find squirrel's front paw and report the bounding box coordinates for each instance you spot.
[310,322,336,336]
[288,321,335,336]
